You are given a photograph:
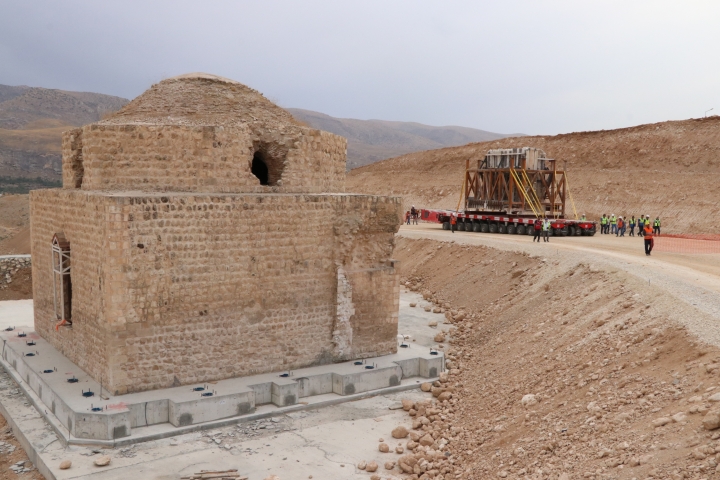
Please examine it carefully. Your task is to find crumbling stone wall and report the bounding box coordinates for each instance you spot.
[63,125,346,194]
[31,190,401,394]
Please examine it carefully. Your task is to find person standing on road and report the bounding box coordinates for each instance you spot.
[628,216,636,236]
[542,217,551,242]
[601,214,608,234]
[533,218,542,242]
[405,211,411,225]
[644,223,654,256]
[610,214,617,235]
[638,216,645,237]
[653,217,661,235]
[617,216,625,237]
[450,215,457,233]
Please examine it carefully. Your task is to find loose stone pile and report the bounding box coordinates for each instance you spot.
[0,257,29,289]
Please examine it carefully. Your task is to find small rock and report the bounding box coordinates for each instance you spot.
[388,402,404,410]
[409,303,417,307]
[94,456,111,467]
[358,460,367,470]
[702,410,720,430]
[59,460,72,470]
[428,321,437,327]
[264,476,280,480]
[370,475,381,480]
[384,461,395,470]
[438,391,452,402]
[401,399,414,411]
[419,434,434,446]
[420,383,432,392]
[366,461,378,472]
[378,443,390,453]
[651,417,671,428]
[391,426,409,439]
[671,412,687,423]
[521,394,537,407]
[434,332,446,342]
[710,393,720,402]
[395,445,404,454]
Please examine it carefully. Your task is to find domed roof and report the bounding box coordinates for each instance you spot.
[99,73,303,133]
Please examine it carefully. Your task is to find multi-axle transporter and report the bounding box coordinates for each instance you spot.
[420,147,597,236]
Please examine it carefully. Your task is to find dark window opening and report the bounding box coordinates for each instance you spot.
[251,151,269,186]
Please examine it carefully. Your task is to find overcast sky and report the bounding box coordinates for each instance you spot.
[1,1,718,135]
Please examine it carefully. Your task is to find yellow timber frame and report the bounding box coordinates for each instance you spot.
[463,156,567,217]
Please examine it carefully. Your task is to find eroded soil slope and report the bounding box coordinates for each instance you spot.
[391,237,720,479]
[347,116,720,234]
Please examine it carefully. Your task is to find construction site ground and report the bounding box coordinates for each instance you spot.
[0,292,448,480]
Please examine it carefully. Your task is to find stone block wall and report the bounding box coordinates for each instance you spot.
[61,124,346,194]
[29,190,110,385]
[30,190,402,394]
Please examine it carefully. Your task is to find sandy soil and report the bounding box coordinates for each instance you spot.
[373,224,720,479]
[0,195,29,255]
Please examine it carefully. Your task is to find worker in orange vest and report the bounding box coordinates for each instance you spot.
[643,224,654,256]
[450,215,457,233]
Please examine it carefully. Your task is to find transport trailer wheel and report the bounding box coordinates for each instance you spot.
[527,226,535,236]
[457,222,466,231]
[574,225,582,236]
[559,225,569,236]
[480,223,489,233]
[488,223,498,234]
[507,225,517,234]
[442,221,450,230]
[547,228,554,236]
[583,225,597,236]
[498,224,507,234]
[568,226,575,236]
[552,228,562,236]
[472,222,482,232]
[516,225,526,235]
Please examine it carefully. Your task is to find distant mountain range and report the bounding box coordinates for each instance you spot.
[288,108,523,169]
[0,82,522,187]
[0,84,128,186]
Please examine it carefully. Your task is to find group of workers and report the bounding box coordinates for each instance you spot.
[599,213,660,256]
[404,205,419,225]
[599,214,661,237]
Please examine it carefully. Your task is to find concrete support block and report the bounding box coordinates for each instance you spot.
[72,411,132,440]
[419,356,444,378]
[296,373,333,398]
[128,399,169,427]
[332,366,402,396]
[271,379,298,407]
[168,390,255,427]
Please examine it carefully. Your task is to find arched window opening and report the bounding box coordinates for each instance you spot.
[251,151,269,186]
[52,233,72,329]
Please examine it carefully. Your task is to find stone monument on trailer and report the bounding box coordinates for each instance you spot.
[30,73,402,395]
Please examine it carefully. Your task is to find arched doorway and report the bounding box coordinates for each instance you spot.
[251,151,269,186]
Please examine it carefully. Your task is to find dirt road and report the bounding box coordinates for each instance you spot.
[399,223,720,347]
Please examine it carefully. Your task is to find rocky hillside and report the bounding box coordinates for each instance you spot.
[0,84,128,182]
[289,108,521,170]
[346,116,720,234]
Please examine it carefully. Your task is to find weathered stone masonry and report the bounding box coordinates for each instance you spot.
[31,73,402,394]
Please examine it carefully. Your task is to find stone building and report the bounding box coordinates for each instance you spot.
[30,73,402,395]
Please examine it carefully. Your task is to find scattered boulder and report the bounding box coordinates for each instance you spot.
[409,303,417,307]
[703,410,720,430]
[428,321,438,327]
[434,332,446,342]
[419,433,435,446]
[401,399,414,411]
[94,456,111,467]
[370,475,381,480]
[651,417,671,428]
[378,443,390,453]
[395,445,404,454]
[420,382,432,392]
[521,394,537,407]
[438,391,452,402]
[384,461,395,470]
[59,460,72,470]
[366,461,378,472]
[672,412,687,423]
[392,426,409,439]
[357,460,367,470]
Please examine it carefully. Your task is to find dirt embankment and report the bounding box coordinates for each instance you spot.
[347,116,720,234]
[391,237,720,479]
[0,194,29,255]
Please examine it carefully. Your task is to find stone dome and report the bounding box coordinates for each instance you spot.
[99,73,303,135]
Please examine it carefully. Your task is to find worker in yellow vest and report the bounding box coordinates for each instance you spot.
[600,214,608,234]
[610,214,617,235]
[653,217,661,235]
